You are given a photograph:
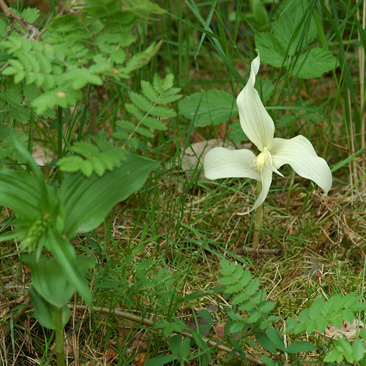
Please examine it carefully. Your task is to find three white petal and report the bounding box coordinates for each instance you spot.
[204,53,332,213]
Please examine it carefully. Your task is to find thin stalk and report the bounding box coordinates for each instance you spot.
[57,106,63,160]
[358,0,366,188]
[55,308,65,366]
[253,181,263,248]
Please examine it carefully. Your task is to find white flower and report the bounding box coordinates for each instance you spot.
[203,53,332,214]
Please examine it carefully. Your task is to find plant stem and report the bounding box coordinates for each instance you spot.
[253,181,263,248]
[55,308,65,366]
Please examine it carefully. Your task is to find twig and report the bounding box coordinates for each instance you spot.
[1,294,264,364]
[236,247,283,256]
[70,304,264,365]
[0,0,41,38]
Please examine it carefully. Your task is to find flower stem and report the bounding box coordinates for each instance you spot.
[253,181,263,248]
[55,308,65,366]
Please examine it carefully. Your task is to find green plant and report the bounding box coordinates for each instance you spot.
[0,143,158,364]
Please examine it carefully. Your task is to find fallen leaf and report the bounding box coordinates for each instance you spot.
[325,320,365,340]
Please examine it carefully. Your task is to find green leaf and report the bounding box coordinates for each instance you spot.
[352,338,365,361]
[291,48,338,78]
[169,334,182,355]
[23,255,75,308]
[29,286,70,330]
[149,105,176,118]
[129,91,151,112]
[256,332,277,354]
[142,117,167,131]
[46,229,92,306]
[145,355,177,366]
[0,170,41,218]
[59,153,159,238]
[20,8,40,23]
[125,41,162,73]
[179,89,237,127]
[286,341,317,354]
[265,328,286,351]
[57,156,85,173]
[254,33,286,68]
[272,0,317,55]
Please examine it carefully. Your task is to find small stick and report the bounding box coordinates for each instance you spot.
[0,0,40,38]
[70,304,264,365]
[235,247,283,256]
[1,294,264,364]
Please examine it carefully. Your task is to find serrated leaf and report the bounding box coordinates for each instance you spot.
[136,126,154,138]
[116,119,135,131]
[141,80,159,101]
[111,49,126,63]
[149,105,176,118]
[21,8,40,23]
[57,156,84,172]
[129,91,152,112]
[142,117,167,131]
[125,103,144,120]
[125,41,161,73]
[286,341,317,354]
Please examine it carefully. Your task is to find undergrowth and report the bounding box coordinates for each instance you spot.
[0,0,365,365]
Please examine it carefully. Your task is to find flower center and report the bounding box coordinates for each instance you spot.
[253,147,270,171]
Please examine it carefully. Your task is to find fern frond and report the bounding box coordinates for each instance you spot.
[286,292,365,335]
[218,260,276,330]
[57,136,126,177]
[114,73,181,149]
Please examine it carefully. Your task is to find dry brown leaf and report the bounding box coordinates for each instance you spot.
[214,322,226,340]
[134,352,146,366]
[32,144,54,166]
[325,320,365,340]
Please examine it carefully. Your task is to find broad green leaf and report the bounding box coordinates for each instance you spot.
[29,285,70,330]
[0,170,41,217]
[272,0,317,55]
[292,48,338,78]
[46,228,92,306]
[59,153,159,238]
[255,33,286,68]
[179,89,238,127]
[23,254,75,308]
[145,355,177,366]
[169,334,182,356]
[286,341,317,354]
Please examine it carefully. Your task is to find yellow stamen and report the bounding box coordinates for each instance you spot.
[254,147,270,171]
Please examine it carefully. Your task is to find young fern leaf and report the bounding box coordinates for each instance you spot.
[57,136,126,177]
[286,292,366,335]
[218,260,276,333]
[114,73,182,149]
